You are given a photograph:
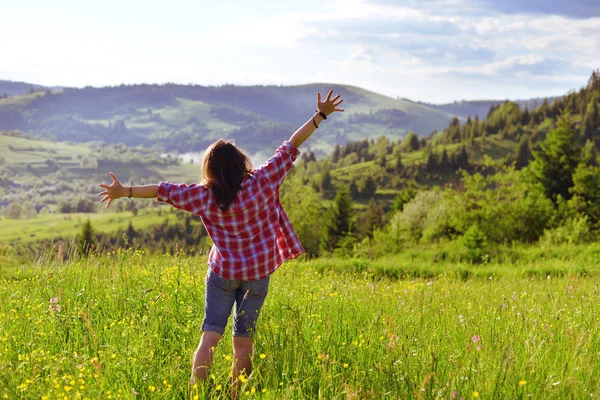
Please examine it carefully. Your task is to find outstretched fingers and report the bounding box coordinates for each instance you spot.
[109,172,121,185]
[326,90,333,102]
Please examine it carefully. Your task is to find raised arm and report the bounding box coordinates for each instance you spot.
[288,89,344,148]
[98,172,159,208]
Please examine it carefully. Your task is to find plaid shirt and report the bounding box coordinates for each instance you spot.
[156,141,305,280]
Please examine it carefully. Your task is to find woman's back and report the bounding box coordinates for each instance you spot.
[157,141,304,280]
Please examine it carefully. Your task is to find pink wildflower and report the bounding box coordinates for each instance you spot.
[49,297,61,313]
[471,335,481,343]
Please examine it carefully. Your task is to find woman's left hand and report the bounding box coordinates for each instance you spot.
[317,90,345,117]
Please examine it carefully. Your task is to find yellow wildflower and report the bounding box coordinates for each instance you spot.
[473,392,479,398]
[519,380,527,386]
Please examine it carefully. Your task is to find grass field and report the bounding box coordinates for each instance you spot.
[1,249,599,399]
[0,208,180,245]
[0,135,90,163]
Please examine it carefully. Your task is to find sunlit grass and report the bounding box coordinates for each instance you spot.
[0,208,180,244]
[1,249,599,398]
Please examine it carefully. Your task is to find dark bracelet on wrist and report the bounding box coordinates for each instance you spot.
[312,116,319,129]
[316,110,327,120]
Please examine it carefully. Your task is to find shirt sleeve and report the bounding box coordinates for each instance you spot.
[255,141,300,192]
[156,182,208,215]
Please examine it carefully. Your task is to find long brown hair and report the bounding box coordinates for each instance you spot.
[202,140,253,211]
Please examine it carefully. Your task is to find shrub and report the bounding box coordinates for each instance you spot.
[462,224,488,264]
[539,216,595,246]
[395,190,442,242]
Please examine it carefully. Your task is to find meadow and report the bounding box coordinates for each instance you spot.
[1,247,599,399]
[0,209,180,245]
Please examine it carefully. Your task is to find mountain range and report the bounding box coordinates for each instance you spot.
[0,80,562,156]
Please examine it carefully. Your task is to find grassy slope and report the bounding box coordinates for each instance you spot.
[0,134,90,162]
[0,90,48,106]
[0,208,179,244]
[0,135,200,246]
[1,133,199,181]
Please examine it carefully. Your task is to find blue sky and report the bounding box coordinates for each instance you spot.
[1,0,598,103]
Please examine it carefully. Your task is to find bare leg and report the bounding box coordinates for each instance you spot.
[190,331,222,386]
[231,336,253,397]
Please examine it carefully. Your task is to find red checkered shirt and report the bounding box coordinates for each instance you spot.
[156,141,305,280]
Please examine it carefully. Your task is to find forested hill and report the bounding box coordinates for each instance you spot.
[426,97,561,120]
[298,70,600,198]
[278,71,599,256]
[0,83,457,156]
[0,80,64,96]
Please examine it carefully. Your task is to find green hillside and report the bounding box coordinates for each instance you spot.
[0,131,199,216]
[0,79,64,96]
[1,72,598,260]
[0,83,457,156]
[309,71,600,194]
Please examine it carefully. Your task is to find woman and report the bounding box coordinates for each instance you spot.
[98,90,344,394]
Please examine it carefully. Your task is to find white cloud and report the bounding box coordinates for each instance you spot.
[0,0,598,102]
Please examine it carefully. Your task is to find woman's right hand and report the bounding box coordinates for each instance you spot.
[317,90,345,116]
[98,172,126,208]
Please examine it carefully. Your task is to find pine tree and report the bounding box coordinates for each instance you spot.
[394,151,403,174]
[320,185,355,253]
[571,164,600,230]
[515,138,532,170]
[78,219,95,257]
[332,144,341,163]
[425,150,438,170]
[530,113,579,202]
[320,169,333,192]
[403,132,420,151]
[364,199,384,239]
[360,176,377,199]
[440,149,449,168]
[458,145,469,167]
[581,139,598,167]
[349,181,359,199]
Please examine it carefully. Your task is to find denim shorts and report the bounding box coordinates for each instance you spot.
[202,268,270,337]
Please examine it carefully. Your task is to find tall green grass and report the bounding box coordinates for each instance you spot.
[1,250,599,398]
